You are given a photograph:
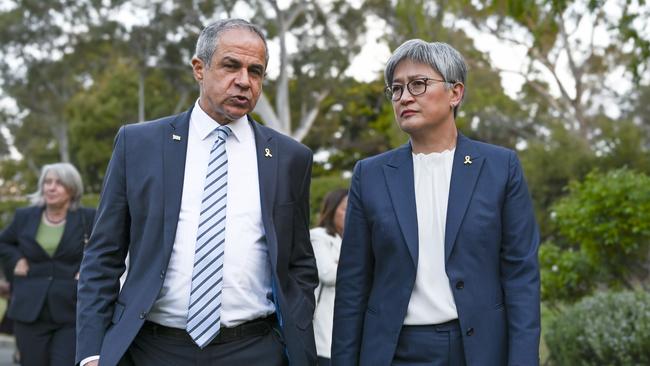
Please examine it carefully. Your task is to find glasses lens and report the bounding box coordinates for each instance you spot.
[388,85,403,101]
[408,79,428,96]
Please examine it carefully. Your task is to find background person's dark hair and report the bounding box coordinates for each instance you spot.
[317,188,348,236]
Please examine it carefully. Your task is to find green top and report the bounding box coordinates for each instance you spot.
[36,219,65,256]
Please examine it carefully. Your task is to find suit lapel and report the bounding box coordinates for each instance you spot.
[162,109,191,254]
[52,209,79,257]
[383,144,418,267]
[26,206,43,240]
[249,117,279,269]
[445,134,484,261]
[26,207,49,257]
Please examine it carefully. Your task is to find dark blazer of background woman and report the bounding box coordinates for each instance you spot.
[0,205,95,324]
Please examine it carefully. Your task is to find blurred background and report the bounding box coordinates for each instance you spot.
[0,0,649,364]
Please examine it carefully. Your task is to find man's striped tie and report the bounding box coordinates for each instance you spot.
[187,125,231,348]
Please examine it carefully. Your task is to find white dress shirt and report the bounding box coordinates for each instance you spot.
[147,101,275,328]
[404,148,459,325]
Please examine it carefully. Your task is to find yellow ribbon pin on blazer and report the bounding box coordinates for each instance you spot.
[264,148,273,158]
[464,155,472,165]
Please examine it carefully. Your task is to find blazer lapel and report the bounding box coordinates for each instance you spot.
[445,133,484,261]
[52,209,79,257]
[26,206,43,240]
[162,109,191,254]
[26,207,50,257]
[383,144,418,267]
[249,117,279,269]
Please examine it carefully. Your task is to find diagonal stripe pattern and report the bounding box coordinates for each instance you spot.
[187,125,231,348]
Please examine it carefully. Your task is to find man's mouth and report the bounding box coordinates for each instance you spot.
[231,95,249,104]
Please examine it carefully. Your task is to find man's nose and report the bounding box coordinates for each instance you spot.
[234,69,251,88]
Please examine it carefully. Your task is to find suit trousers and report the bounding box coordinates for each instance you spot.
[392,320,466,366]
[13,305,75,366]
[119,317,288,366]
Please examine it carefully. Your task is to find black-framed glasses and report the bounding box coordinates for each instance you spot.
[384,78,448,101]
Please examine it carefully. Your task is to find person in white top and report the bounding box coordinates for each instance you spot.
[332,40,540,366]
[310,188,348,366]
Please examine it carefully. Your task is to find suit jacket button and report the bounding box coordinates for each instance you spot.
[160,270,165,279]
[455,281,464,289]
[466,327,474,336]
[139,312,147,319]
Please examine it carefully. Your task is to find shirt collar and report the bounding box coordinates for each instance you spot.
[191,99,248,142]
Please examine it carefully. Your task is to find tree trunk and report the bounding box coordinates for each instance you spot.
[138,69,146,122]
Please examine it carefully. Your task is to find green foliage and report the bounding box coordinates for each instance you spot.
[545,290,650,365]
[309,175,350,227]
[305,78,402,174]
[0,199,28,229]
[520,125,596,237]
[539,241,596,304]
[68,58,189,191]
[552,168,650,287]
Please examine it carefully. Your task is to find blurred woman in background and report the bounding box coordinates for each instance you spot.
[310,188,348,366]
[0,163,95,366]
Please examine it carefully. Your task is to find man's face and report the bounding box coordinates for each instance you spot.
[192,28,266,124]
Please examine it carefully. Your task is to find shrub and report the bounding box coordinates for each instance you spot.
[545,290,650,365]
[552,168,650,287]
[539,241,596,304]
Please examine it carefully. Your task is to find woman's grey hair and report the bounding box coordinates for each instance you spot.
[384,39,467,118]
[29,162,84,210]
[195,18,269,68]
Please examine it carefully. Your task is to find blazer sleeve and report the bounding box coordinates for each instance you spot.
[76,127,131,361]
[331,161,374,365]
[289,151,319,302]
[0,210,27,276]
[500,151,541,365]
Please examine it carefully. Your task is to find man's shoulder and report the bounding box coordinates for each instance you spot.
[122,111,187,134]
[253,121,312,156]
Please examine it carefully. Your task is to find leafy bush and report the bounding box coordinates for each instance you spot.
[539,241,596,304]
[545,290,650,365]
[551,168,650,288]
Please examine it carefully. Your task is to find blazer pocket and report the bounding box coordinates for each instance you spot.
[8,276,49,323]
[112,302,125,324]
[292,294,313,330]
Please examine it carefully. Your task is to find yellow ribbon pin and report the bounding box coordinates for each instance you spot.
[463,155,472,165]
[264,148,273,158]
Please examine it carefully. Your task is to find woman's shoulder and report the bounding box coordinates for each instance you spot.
[310,227,333,240]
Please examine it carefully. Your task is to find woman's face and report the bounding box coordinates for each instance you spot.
[43,171,72,209]
[334,195,348,236]
[390,59,461,136]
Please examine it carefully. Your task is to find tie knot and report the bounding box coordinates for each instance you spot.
[215,125,232,141]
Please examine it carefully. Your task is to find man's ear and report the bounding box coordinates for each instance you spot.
[191,56,205,83]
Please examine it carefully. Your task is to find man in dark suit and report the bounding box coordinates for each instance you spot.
[332,40,540,365]
[76,19,317,366]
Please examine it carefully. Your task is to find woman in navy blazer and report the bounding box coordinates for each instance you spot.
[0,163,95,366]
